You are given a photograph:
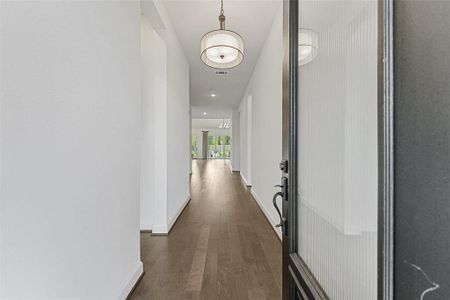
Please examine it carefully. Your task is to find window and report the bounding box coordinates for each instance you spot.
[207,135,231,159]
[191,135,198,158]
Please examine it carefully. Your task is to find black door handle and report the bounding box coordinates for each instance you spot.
[272,191,286,227]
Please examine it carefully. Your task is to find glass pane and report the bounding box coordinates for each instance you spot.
[207,135,231,159]
[191,134,198,158]
[297,1,378,299]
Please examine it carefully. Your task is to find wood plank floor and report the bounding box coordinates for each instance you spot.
[129,159,281,300]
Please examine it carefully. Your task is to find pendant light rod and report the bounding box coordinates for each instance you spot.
[219,0,226,30]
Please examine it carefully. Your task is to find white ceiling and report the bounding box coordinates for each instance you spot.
[192,118,232,135]
[192,118,232,129]
[164,0,281,112]
[191,105,231,118]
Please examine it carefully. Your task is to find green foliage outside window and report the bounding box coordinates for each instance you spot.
[208,135,231,159]
[192,135,198,158]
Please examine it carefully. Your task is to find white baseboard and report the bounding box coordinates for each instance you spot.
[240,172,251,187]
[151,194,191,235]
[168,193,191,232]
[140,223,152,231]
[250,189,282,240]
[151,224,168,235]
[117,261,143,300]
[229,163,240,173]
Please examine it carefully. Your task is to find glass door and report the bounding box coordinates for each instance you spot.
[297,0,378,298]
[278,0,393,299]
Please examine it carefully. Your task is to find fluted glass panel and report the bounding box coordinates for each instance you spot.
[297,1,378,299]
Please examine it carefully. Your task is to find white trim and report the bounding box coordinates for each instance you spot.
[140,223,152,231]
[229,164,239,173]
[250,189,282,240]
[246,95,252,185]
[230,163,240,173]
[141,0,165,30]
[168,193,191,232]
[117,261,143,300]
[151,224,168,235]
[240,172,251,187]
[151,194,191,235]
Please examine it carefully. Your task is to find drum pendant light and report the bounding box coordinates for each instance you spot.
[200,0,244,69]
[299,29,318,66]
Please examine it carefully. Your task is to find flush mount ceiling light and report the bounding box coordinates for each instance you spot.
[200,0,244,69]
[299,29,318,66]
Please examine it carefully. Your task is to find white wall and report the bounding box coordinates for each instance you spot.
[239,99,249,183]
[140,16,155,231]
[239,4,283,237]
[140,0,190,233]
[189,108,192,173]
[140,16,168,232]
[239,95,253,185]
[1,1,142,299]
[231,108,240,171]
[155,1,190,230]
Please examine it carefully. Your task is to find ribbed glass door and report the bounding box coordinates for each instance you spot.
[297,1,378,299]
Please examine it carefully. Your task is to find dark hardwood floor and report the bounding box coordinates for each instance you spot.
[129,159,281,300]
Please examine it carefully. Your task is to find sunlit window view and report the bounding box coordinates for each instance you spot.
[191,135,198,158]
[207,135,231,159]
[191,118,232,160]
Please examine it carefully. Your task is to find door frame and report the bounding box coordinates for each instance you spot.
[280,0,394,299]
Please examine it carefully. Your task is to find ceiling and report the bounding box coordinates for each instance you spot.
[164,0,281,112]
[192,118,232,129]
[191,105,231,119]
[192,118,232,135]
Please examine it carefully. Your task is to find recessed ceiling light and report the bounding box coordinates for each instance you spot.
[211,93,216,98]
[203,112,207,116]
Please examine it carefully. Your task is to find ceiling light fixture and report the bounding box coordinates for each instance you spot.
[203,112,207,116]
[200,0,244,69]
[211,93,217,97]
[219,119,230,129]
[299,29,318,66]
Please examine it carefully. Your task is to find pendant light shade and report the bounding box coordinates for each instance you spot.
[200,0,244,69]
[299,29,318,66]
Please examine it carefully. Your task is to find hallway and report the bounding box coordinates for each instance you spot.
[130,160,281,300]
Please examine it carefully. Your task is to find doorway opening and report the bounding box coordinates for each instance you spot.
[191,118,232,160]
